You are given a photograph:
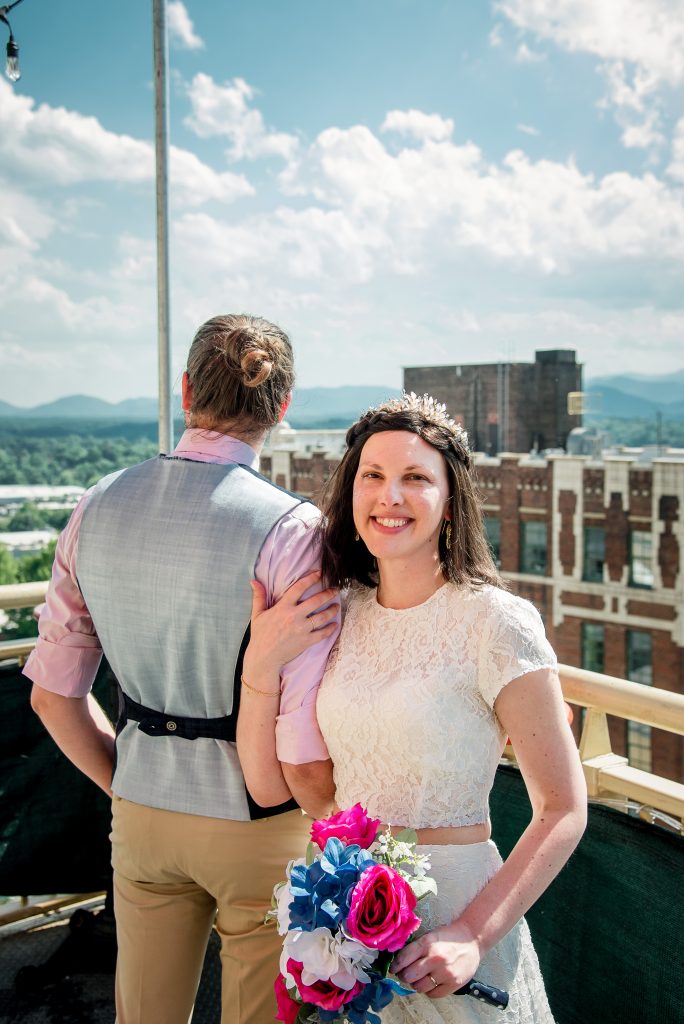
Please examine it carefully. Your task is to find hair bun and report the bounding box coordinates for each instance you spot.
[240,347,273,388]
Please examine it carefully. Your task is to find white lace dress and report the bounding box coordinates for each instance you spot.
[316,582,558,1024]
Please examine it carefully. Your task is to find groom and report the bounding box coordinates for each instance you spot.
[25,313,337,1024]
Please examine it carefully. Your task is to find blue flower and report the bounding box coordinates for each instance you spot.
[288,838,375,933]
[341,976,413,1024]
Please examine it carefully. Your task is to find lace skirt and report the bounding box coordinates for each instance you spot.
[380,842,555,1024]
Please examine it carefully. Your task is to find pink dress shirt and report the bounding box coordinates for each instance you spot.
[23,429,337,764]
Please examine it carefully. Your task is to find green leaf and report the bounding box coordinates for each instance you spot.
[393,828,418,846]
[373,949,395,978]
[305,841,317,866]
[410,876,438,900]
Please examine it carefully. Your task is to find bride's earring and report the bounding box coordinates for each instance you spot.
[354,529,360,541]
[442,519,451,548]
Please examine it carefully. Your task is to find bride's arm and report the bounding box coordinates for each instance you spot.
[392,666,587,997]
[236,573,338,817]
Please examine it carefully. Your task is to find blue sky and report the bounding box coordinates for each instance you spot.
[1,0,683,405]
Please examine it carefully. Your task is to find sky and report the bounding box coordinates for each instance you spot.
[1,0,683,406]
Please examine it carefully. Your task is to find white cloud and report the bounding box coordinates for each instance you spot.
[489,23,504,47]
[478,305,684,377]
[598,60,664,150]
[184,73,299,161]
[498,0,684,152]
[517,123,540,136]
[279,122,684,273]
[0,182,54,254]
[515,42,544,63]
[169,146,254,205]
[0,80,252,207]
[167,1,204,51]
[666,118,684,181]
[381,109,454,143]
[174,205,386,285]
[497,0,684,84]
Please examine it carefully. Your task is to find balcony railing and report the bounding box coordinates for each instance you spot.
[2,581,683,832]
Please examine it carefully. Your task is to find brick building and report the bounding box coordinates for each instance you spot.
[404,349,582,454]
[470,449,683,783]
[260,432,684,784]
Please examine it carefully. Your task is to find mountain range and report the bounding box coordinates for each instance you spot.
[0,386,402,426]
[0,373,682,422]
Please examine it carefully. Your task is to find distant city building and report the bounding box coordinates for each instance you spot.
[404,349,583,455]
[0,530,57,557]
[261,423,347,506]
[259,434,684,784]
[0,485,84,511]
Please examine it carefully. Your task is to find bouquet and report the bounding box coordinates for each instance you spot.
[272,804,508,1024]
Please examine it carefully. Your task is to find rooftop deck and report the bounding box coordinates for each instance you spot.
[1,581,683,1024]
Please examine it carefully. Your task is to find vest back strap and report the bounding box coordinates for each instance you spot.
[118,692,237,742]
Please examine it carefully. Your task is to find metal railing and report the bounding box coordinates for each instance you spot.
[2,581,683,829]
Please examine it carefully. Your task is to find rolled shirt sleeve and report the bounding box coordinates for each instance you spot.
[23,477,339,763]
[255,502,340,765]
[22,493,103,697]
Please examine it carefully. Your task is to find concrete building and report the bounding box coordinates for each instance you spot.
[404,349,583,454]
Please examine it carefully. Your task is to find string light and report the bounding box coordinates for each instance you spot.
[1,0,27,83]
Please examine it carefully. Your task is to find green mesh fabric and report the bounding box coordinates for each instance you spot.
[0,661,115,895]
[491,764,684,1024]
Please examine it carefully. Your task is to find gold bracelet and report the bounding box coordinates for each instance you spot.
[241,674,280,698]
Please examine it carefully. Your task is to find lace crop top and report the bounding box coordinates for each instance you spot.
[316,583,557,829]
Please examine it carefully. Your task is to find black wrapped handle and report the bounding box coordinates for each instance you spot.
[455,978,509,1010]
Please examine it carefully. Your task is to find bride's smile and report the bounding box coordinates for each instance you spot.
[352,430,451,570]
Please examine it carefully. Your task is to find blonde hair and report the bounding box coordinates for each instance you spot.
[186,314,294,433]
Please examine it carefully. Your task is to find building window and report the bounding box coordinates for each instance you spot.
[627,630,652,685]
[582,526,605,583]
[626,630,653,772]
[581,623,604,673]
[629,530,653,589]
[520,521,547,576]
[484,517,501,567]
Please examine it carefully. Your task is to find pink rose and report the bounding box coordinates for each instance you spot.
[310,803,381,851]
[286,959,364,1012]
[345,864,421,952]
[274,974,299,1024]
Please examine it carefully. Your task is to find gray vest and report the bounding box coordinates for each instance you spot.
[77,455,305,819]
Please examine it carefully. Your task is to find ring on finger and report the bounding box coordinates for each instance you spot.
[429,974,439,990]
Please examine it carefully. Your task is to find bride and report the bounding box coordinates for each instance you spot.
[237,393,587,1022]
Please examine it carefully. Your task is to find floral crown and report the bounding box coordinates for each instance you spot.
[374,391,469,445]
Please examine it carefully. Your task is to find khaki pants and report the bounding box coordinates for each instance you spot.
[111,797,311,1024]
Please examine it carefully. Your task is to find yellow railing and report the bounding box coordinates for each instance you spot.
[0,580,49,610]
[0,580,48,664]
[501,665,684,832]
[1,581,682,829]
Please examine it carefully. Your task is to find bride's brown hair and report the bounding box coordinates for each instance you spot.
[319,395,503,591]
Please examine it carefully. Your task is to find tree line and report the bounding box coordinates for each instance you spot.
[0,433,160,487]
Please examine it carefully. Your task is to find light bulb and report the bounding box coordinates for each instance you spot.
[5,37,19,82]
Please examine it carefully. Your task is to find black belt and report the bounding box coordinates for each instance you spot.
[118,692,237,742]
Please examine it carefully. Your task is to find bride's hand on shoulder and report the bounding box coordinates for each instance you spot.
[391,921,482,1000]
[245,571,339,676]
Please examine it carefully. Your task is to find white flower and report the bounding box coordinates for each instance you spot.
[281,928,378,990]
[273,881,293,936]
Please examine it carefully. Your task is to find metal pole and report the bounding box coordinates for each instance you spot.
[153,0,173,453]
